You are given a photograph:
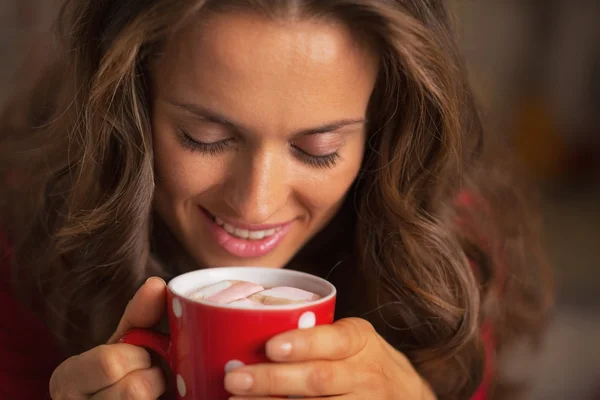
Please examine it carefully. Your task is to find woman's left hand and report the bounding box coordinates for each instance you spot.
[224,318,437,399]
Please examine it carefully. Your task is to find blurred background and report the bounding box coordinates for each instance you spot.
[0,1,598,399]
[451,2,600,399]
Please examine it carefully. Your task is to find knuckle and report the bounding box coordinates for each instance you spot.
[348,317,376,334]
[308,363,335,394]
[49,366,62,398]
[49,359,79,400]
[263,367,281,394]
[394,350,411,366]
[336,318,374,354]
[97,345,128,383]
[332,324,353,355]
[49,387,78,400]
[122,377,153,400]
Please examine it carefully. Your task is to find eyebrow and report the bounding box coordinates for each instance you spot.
[166,100,367,136]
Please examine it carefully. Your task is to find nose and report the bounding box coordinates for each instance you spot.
[223,148,290,224]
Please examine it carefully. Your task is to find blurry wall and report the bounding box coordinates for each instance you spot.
[452,0,600,184]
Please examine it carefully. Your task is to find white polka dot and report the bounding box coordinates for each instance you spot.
[172,298,182,318]
[176,374,187,397]
[298,311,316,329]
[224,359,245,373]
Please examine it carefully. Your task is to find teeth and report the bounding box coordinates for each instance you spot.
[214,216,281,240]
[248,230,265,240]
[234,228,249,239]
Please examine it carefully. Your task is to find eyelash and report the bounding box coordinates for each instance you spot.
[177,129,235,155]
[290,145,340,169]
[177,128,340,169]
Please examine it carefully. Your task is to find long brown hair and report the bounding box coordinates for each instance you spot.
[0,1,552,399]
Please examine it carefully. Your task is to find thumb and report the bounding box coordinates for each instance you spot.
[108,277,167,344]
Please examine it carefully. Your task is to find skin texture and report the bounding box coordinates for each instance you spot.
[151,11,378,268]
[50,12,436,400]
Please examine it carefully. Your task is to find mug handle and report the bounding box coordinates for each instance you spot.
[119,329,172,365]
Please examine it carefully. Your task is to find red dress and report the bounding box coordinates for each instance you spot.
[0,229,492,399]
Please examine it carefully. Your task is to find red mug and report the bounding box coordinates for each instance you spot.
[120,267,337,400]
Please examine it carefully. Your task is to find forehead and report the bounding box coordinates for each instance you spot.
[153,10,379,131]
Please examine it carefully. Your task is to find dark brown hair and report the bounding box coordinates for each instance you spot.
[0,1,552,399]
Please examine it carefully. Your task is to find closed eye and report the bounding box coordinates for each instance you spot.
[290,145,340,169]
[176,128,235,154]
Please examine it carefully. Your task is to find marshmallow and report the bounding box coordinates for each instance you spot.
[228,298,263,307]
[189,281,321,307]
[190,280,264,304]
[249,286,321,305]
[188,280,234,300]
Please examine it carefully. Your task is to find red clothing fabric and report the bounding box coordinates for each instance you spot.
[0,228,492,399]
[0,231,65,399]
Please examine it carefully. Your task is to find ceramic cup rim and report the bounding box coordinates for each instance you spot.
[168,266,337,311]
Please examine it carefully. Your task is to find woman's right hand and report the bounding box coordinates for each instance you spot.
[49,277,168,399]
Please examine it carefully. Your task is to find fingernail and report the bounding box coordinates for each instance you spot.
[267,339,293,359]
[226,371,254,392]
[276,342,293,357]
[145,277,165,285]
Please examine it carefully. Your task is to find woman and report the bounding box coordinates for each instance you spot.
[0,0,552,399]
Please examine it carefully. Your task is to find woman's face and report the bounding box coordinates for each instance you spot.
[151,11,378,269]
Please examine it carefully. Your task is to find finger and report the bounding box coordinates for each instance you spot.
[224,361,354,397]
[108,277,167,344]
[50,344,152,396]
[266,317,373,362]
[90,367,166,400]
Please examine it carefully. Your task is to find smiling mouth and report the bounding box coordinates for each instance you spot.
[200,207,295,258]
[213,216,282,240]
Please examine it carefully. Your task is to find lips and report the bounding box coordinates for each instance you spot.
[199,207,295,258]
